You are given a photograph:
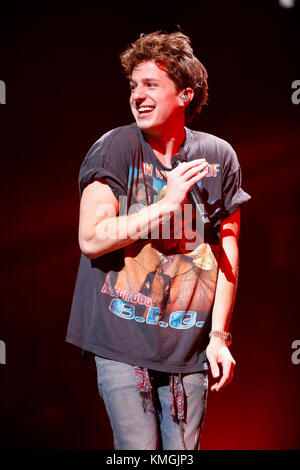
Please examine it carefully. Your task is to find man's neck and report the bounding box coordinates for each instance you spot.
[144,126,186,168]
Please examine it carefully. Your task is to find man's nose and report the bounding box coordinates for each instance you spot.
[131,85,147,101]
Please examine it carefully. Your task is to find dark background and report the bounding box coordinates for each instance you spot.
[0,0,299,450]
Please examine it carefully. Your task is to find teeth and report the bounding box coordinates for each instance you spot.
[138,106,154,113]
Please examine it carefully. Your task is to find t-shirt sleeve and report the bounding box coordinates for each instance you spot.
[221,144,251,219]
[78,129,129,201]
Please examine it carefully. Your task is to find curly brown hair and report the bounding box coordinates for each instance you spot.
[120,31,208,123]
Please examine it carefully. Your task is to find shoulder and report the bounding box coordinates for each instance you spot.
[189,129,236,155]
[188,128,239,172]
[91,123,140,153]
[80,123,140,169]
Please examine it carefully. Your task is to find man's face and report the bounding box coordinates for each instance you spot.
[129,60,183,136]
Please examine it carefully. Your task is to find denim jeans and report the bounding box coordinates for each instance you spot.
[94,356,208,450]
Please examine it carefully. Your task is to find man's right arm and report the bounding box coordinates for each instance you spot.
[79,178,174,258]
[79,158,208,259]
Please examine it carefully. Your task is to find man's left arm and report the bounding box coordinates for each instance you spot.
[206,208,240,392]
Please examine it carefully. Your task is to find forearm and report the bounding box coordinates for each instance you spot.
[211,236,239,332]
[80,199,173,259]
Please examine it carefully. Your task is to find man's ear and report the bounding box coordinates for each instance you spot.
[178,87,194,106]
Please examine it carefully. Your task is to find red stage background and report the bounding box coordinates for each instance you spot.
[0,0,299,450]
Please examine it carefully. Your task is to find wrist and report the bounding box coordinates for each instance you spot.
[209,330,232,347]
[156,199,179,220]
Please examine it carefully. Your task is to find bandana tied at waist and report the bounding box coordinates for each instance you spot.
[134,366,185,421]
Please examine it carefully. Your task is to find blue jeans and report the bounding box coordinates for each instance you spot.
[94,356,208,450]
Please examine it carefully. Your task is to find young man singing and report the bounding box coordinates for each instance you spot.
[66,30,250,450]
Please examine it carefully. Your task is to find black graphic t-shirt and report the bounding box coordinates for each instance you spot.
[66,123,250,373]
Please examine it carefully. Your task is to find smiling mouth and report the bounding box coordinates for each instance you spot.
[137,106,155,116]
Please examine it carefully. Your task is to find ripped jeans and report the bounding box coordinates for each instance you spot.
[94,356,208,450]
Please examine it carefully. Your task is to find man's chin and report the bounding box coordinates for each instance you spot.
[135,119,153,129]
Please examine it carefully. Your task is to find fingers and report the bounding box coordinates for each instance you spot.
[168,159,208,192]
[212,359,234,392]
[209,346,236,392]
[173,159,208,180]
[207,352,220,392]
[209,355,221,392]
[209,356,220,380]
[163,159,208,210]
[185,167,209,189]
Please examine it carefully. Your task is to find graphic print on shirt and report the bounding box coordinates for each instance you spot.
[100,163,220,331]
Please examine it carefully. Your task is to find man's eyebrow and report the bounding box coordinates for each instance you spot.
[129,77,160,84]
